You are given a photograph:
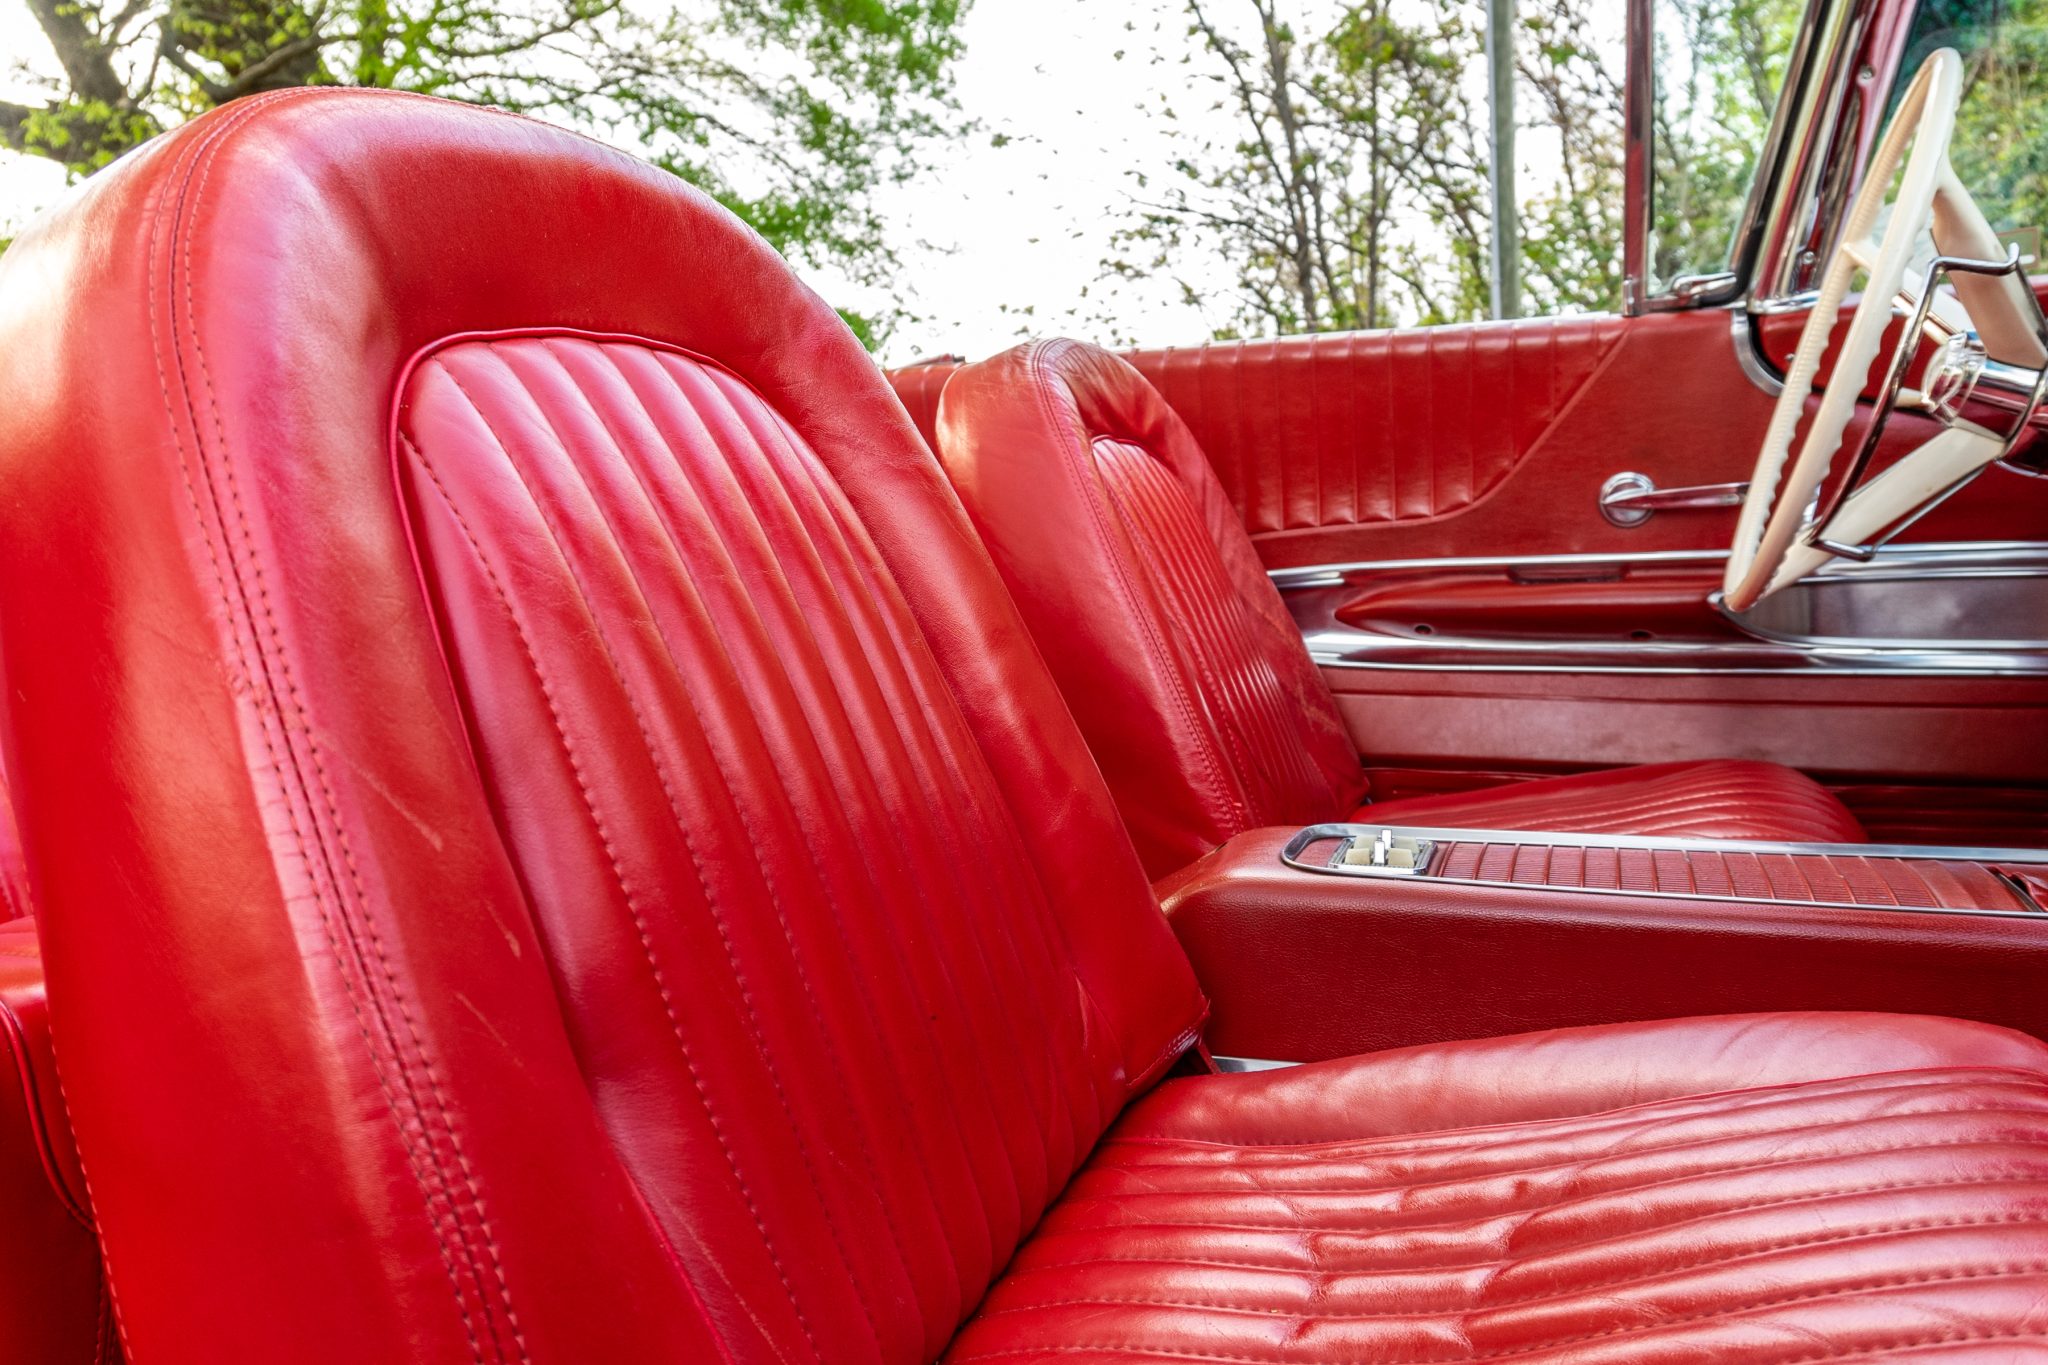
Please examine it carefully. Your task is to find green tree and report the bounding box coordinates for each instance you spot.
[1,0,969,341]
[1648,0,1802,287]
[1109,0,1641,338]
[1104,0,1492,336]
[1908,0,2048,242]
[1109,0,1813,337]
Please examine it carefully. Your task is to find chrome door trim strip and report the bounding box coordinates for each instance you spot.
[1279,823,2048,921]
[1266,540,2048,588]
[1731,306,1786,396]
[1270,542,2048,676]
[1268,548,1729,590]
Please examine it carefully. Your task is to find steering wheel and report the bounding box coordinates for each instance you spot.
[1723,47,2048,613]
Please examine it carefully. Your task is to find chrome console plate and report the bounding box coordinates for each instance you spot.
[1279,822,2048,920]
[1272,541,2048,676]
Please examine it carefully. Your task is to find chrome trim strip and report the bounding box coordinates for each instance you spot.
[1269,541,2048,676]
[1621,0,1653,314]
[1267,540,2048,588]
[1211,1056,1300,1073]
[1267,547,1730,589]
[1279,823,2048,920]
[1731,305,1786,395]
[1285,821,2048,862]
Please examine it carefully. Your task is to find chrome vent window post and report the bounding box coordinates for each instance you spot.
[1622,0,1856,315]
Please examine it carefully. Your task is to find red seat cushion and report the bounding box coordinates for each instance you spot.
[1363,759,1869,844]
[951,1013,2048,1362]
[933,341,1865,876]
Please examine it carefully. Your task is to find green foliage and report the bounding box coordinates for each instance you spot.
[1908,0,2048,241]
[1,0,969,337]
[1648,0,1803,285]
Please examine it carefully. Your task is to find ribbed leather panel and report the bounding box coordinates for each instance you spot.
[950,1065,2048,1362]
[1126,319,1625,535]
[1366,759,1869,844]
[1433,841,2027,910]
[398,335,1128,1361]
[1092,436,1347,832]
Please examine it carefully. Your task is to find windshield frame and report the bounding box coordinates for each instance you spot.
[1623,0,1920,316]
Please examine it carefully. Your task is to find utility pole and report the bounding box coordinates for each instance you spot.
[1486,0,1520,319]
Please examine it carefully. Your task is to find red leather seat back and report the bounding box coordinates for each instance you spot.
[936,341,1366,877]
[0,91,1203,1362]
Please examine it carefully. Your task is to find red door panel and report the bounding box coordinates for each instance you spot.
[1125,308,2048,569]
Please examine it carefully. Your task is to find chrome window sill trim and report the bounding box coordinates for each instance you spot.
[1279,823,2048,921]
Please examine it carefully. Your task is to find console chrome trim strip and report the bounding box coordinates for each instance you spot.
[1285,822,2048,862]
[1279,823,2048,920]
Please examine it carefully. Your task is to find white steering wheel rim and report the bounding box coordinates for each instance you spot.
[1723,48,2011,612]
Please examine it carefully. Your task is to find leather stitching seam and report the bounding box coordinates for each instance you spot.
[167,97,522,1365]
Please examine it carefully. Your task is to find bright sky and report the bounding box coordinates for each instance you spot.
[0,0,1261,366]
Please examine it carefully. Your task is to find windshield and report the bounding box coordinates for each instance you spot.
[1892,0,2048,268]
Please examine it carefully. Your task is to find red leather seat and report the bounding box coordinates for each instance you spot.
[932,340,1865,877]
[0,765,107,1363]
[0,91,2040,1363]
[953,1014,2048,1362]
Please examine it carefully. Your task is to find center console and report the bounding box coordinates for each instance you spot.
[1158,823,2048,1066]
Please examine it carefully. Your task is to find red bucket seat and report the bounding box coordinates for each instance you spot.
[931,340,1864,877]
[0,91,2041,1364]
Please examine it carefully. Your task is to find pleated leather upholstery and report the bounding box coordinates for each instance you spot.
[934,341,1366,878]
[1091,436,1352,839]
[949,1015,2048,1363]
[0,91,1203,1362]
[1125,320,1625,536]
[1368,759,1868,844]
[397,333,1204,1360]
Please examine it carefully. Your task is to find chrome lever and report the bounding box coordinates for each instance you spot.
[1599,471,1750,527]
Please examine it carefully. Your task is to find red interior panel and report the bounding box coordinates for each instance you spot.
[1325,664,2048,785]
[1334,563,1742,641]
[1160,828,2048,1063]
[1128,310,2048,568]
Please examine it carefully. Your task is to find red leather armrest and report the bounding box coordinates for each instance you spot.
[1158,828,2048,1063]
[0,918,108,1362]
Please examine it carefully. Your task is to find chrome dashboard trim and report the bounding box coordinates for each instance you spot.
[1279,822,2048,920]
